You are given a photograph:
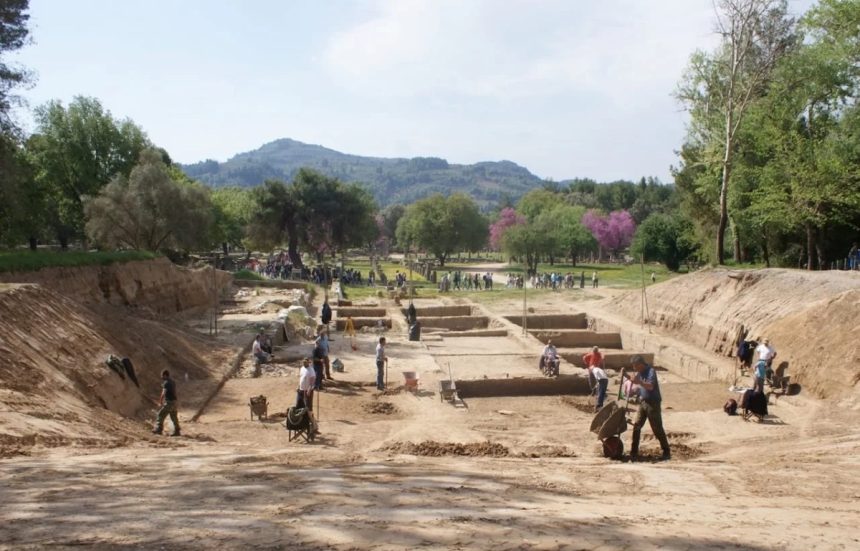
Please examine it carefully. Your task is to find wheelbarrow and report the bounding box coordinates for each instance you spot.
[439,379,457,403]
[249,395,268,421]
[589,369,631,460]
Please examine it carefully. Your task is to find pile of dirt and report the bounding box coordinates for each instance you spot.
[383,440,510,457]
[363,402,398,415]
[609,268,860,402]
[519,445,577,458]
[0,257,231,314]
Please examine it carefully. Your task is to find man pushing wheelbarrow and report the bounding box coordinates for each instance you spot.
[590,355,671,462]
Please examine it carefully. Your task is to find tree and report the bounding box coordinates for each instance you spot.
[501,223,547,275]
[553,205,596,266]
[489,207,525,250]
[211,187,255,256]
[0,134,46,248]
[631,213,698,271]
[676,0,796,264]
[516,189,558,222]
[582,210,636,259]
[379,204,406,249]
[29,96,149,247]
[0,0,31,134]
[290,168,378,259]
[396,193,487,266]
[83,149,212,252]
[246,180,302,265]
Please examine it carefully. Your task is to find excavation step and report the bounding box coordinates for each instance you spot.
[435,329,508,338]
[560,350,654,369]
[455,375,591,398]
[334,317,392,330]
[336,307,387,318]
[530,330,622,349]
[403,305,474,317]
[504,314,587,329]
[419,316,489,331]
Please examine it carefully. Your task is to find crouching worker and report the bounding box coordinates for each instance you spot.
[627,355,670,461]
[153,369,180,436]
[296,358,319,434]
[252,333,270,364]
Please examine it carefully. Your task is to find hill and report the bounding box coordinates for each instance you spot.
[180,138,545,207]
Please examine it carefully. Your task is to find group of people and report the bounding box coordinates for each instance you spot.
[538,341,669,461]
[530,271,600,290]
[736,327,778,393]
[438,271,495,292]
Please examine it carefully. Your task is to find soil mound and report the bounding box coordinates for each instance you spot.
[363,402,398,415]
[0,257,231,314]
[383,440,510,457]
[609,268,860,402]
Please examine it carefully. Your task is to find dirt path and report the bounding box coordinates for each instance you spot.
[1,286,858,550]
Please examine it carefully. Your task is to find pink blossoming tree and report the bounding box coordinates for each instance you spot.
[582,209,636,259]
[489,207,526,250]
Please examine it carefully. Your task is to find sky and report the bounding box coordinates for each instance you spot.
[12,0,816,183]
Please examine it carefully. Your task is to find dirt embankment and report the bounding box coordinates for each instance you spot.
[0,258,236,457]
[609,268,860,402]
[0,257,231,314]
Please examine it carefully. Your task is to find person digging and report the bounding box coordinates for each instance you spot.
[626,355,670,461]
[152,369,181,437]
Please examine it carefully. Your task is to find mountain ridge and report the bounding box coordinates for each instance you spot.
[180,138,546,207]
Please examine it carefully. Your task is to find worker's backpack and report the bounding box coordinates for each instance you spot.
[724,398,738,416]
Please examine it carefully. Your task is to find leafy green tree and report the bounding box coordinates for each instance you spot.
[0,0,31,134]
[553,204,596,266]
[0,134,47,248]
[396,193,487,266]
[211,187,255,255]
[290,168,378,259]
[83,149,212,252]
[28,96,149,247]
[246,180,302,265]
[380,204,406,248]
[631,213,698,271]
[676,0,797,264]
[516,189,558,222]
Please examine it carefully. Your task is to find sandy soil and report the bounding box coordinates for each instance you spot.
[1,278,859,550]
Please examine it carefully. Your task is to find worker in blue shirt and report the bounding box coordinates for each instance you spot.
[628,355,671,461]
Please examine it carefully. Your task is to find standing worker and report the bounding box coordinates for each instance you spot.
[592,271,599,288]
[312,337,326,391]
[296,358,319,434]
[376,336,388,391]
[321,299,333,332]
[152,369,181,437]
[627,355,670,461]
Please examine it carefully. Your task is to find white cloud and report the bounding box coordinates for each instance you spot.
[323,0,717,103]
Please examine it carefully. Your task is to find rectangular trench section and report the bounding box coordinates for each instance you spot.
[504,314,588,330]
[455,375,592,398]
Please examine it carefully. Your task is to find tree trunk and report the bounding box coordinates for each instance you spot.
[730,217,741,263]
[815,227,826,270]
[806,224,816,270]
[221,242,229,257]
[570,251,577,267]
[761,235,770,268]
[549,254,554,266]
[28,237,37,251]
[288,233,302,267]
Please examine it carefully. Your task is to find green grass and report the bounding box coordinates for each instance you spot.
[445,260,683,289]
[0,250,159,273]
[233,268,263,280]
[342,258,428,283]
